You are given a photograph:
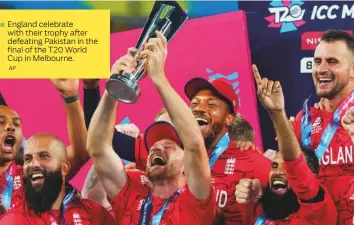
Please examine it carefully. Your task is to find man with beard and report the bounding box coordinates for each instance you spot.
[0,79,90,213]
[289,30,354,225]
[0,133,115,225]
[87,31,216,225]
[82,54,270,225]
[235,65,338,225]
[181,76,271,225]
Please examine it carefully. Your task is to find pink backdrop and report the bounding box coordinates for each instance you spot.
[0,11,262,191]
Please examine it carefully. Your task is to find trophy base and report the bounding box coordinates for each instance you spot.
[106,73,141,104]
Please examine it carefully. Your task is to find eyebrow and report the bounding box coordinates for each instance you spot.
[0,115,21,121]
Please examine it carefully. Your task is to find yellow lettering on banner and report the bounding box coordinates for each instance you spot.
[0,10,110,78]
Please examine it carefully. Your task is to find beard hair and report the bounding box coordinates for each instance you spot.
[260,186,300,221]
[24,170,63,212]
[203,122,224,150]
[316,71,350,99]
[147,160,183,182]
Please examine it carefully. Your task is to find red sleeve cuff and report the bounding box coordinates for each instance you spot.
[283,154,320,200]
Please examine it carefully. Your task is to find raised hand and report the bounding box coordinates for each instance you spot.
[140,31,168,81]
[51,79,79,98]
[111,48,138,75]
[253,64,284,113]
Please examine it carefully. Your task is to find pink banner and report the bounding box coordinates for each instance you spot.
[0,11,262,191]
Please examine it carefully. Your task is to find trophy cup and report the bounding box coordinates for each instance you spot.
[106,1,188,103]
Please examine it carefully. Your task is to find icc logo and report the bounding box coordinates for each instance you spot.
[265,0,306,33]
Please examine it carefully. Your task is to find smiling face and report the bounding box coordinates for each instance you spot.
[0,106,23,162]
[269,153,290,196]
[190,89,234,149]
[146,139,184,182]
[313,40,354,99]
[23,134,69,212]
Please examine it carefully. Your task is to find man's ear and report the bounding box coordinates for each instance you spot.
[61,161,70,177]
[225,114,235,127]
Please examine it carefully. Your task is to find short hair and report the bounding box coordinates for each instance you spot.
[321,30,354,56]
[155,108,168,121]
[228,114,255,142]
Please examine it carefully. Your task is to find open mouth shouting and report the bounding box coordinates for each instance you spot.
[150,154,167,168]
[3,135,16,154]
[271,176,288,196]
[195,115,210,130]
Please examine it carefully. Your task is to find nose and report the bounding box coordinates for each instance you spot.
[4,121,15,133]
[192,101,207,114]
[29,157,41,167]
[317,62,329,75]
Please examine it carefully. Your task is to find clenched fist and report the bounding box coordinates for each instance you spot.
[235,178,263,204]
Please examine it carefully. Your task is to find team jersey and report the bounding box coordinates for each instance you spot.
[293,108,354,225]
[0,188,115,225]
[210,141,271,225]
[0,161,24,210]
[110,170,216,225]
[256,154,338,225]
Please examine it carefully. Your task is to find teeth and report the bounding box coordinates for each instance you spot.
[273,180,285,185]
[153,156,165,161]
[196,118,207,122]
[32,174,44,179]
[319,78,332,82]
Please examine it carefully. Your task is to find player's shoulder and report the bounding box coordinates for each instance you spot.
[0,209,29,225]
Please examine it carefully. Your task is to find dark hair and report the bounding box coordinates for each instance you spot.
[228,114,255,142]
[302,149,320,175]
[321,30,354,55]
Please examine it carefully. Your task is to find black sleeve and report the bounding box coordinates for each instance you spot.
[84,87,100,129]
[84,87,136,162]
[0,92,7,106]
[300,186,325,203]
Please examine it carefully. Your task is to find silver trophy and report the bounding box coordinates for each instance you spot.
[106,1,188,103]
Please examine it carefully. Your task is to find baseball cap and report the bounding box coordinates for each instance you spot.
[184,77,238,114]
[144,121,183,152]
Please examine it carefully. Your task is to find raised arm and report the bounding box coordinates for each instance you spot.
[253,65,323,201]
[86,49,137,199]
[141,31,210,200]
[51,79,90,180]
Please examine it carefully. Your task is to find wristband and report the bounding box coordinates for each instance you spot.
[62,94,79,104]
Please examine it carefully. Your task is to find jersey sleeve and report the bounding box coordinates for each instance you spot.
[0,211,30,225]
[180,184,216,224]
[83,87,100,129]
[98,204,116,225]
[109,171,149,223]
[283,154,320,201]
[135,134,148,171]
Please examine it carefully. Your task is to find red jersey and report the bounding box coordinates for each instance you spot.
[210,141,271,225]
[0,161,24,210]
[135,137,271,225]
[293,108,354,225]
[256,154,337,225]
[0,193,115,225]
[110,170,216,225]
